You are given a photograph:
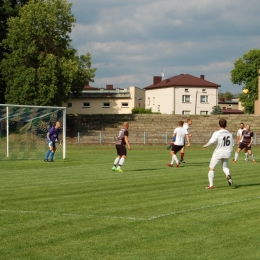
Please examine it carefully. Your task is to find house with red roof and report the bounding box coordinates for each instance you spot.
[144,74,220,115]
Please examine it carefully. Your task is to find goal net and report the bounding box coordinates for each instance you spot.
[0,104,66,160]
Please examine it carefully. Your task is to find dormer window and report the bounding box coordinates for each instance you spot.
[202,89,206,93]
[185,88,189,92]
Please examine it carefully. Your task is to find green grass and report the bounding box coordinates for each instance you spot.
[1,145,260,260]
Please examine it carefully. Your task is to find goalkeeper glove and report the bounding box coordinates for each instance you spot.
[55,138,61,145]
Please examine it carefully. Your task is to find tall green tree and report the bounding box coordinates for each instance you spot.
[1,0,96,106]
[71,52,97,97]
[230,49,260,114]
[0,0,29,103]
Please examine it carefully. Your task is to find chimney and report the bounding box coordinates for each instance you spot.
[106,84,113,90]
[200,75,205,80]
[153,76,162,85]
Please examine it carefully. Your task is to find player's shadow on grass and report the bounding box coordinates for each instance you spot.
[131,168,161,171]
[233,183,260,189]
[180,162,209,167]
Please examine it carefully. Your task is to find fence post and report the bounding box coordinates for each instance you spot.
[254,133,257,145]
[144,132,146,144]
[78,132,80,144]
[165,132,168,144]
[100,132,102,144]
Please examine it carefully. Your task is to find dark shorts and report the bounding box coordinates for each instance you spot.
[239,142,251,150]
[116,144,127,156]
[171,145,184,154]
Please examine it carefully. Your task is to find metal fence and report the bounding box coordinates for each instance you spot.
[75,132,259,145]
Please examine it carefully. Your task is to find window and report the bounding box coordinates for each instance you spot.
[121,102,129,108]
[157,105,160,112]
[228,104,232,107]
[82,102,90,108]
[202,89,206,93]
[182,110,190,115]
[102,102,110,108]
[200,95,208,103]
[147,97,150,106]
[182,95,191,102]
[200,111,208,115]
[185,88,189,92]
[67,103,72,107]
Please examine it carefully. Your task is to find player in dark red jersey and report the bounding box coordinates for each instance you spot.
[111,122,131,172]
[232,124,256,163]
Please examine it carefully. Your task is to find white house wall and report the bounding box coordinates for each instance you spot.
[194,88,218,115]
[175,87,217,115]
[145,88,175,114]
[145,86,218,115]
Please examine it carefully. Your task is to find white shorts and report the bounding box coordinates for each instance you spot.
[209,156,229,170]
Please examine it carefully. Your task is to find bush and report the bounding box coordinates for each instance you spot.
[139,107,146,114]
[145,108,152,114]
[131,107,139,114]
[131,107,156,114]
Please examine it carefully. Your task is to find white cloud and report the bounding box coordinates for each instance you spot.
[69,0,260,94]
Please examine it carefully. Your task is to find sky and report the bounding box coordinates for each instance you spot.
[69,0,260,94]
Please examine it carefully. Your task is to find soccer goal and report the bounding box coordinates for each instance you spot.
[0,104,66,160]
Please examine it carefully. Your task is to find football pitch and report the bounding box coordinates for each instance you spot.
[1,144,260,260]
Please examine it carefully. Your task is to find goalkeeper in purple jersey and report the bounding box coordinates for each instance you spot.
[44,121,60,162]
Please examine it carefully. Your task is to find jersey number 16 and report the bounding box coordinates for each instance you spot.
[223,136,231,146]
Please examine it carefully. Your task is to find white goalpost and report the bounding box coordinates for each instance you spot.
[0,104,66,160]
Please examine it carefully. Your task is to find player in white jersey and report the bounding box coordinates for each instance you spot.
[167,121,190,168]
[236,122,248,161]
[203,119,234,189]
[180,118,192,163]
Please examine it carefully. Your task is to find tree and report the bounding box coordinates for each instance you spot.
[218,91,234,100]
[230,49,260,114]
[70,52,97,97]
[0,0,29,103]
[0,0,96,106]
[211,105,222,115]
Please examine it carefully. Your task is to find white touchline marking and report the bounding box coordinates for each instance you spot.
[0,209,147,221]
[147,196,260,220]
[1,196,260,221]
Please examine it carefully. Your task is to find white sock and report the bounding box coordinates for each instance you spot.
[245,153,248,159]
[171,155,178,164]
[114,157,120,166]
[234,152,239,161]
[118,158,125,167]
[251,154,254,160]
[170,155,174,165]
[223,167,230,177]
[208,171,214,187]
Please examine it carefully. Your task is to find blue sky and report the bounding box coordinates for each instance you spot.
[69,0,260,94]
